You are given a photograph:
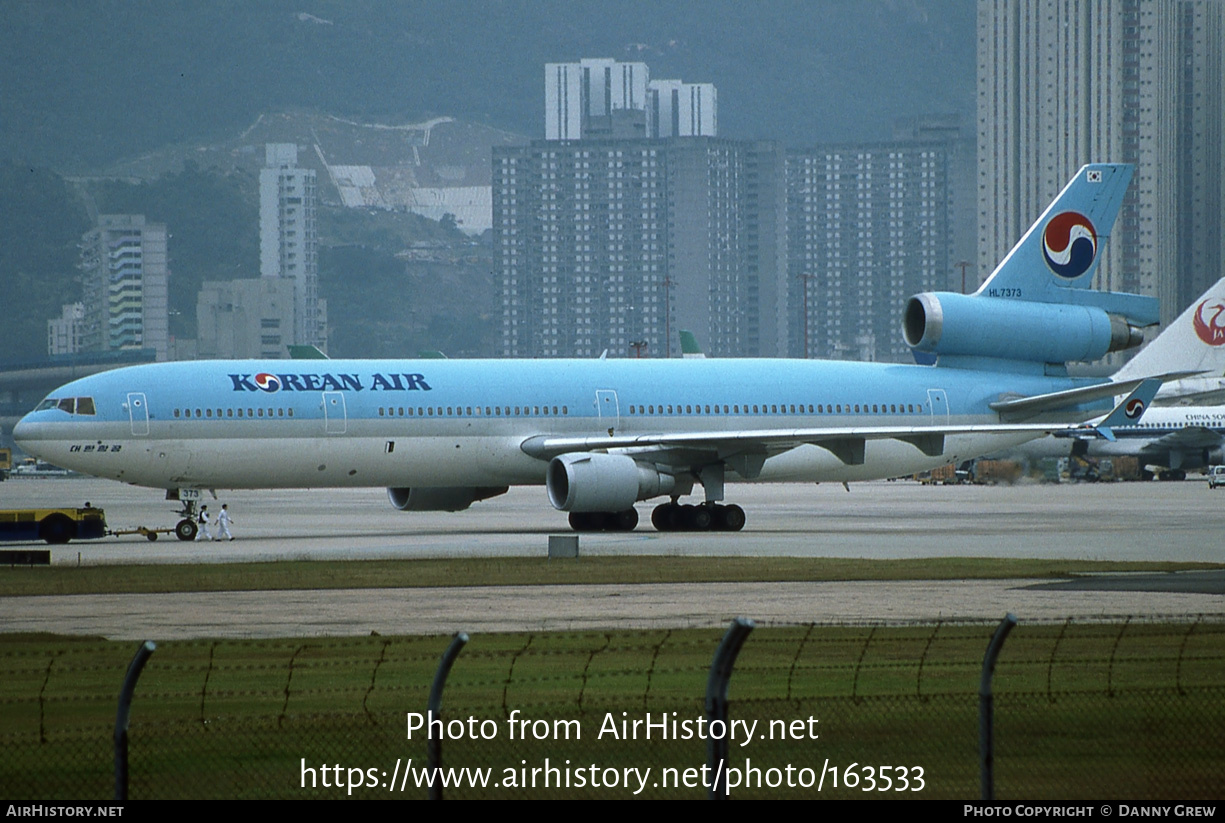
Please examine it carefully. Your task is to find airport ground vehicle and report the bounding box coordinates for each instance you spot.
[0,507,108,544]
[0,448,10,480]
[1208,466,1225,489]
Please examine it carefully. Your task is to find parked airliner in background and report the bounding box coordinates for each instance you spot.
[1112,276,1225,406]
[1028,404,1225,481]
[14,164,1174,536]
[1011,276,1225,480]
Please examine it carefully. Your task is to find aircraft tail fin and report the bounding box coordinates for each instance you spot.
[288,344,329,360]
[1114,277,1225,383]
[978,164,1133,301]
[905,163,1158,373]
[679,330,705,359]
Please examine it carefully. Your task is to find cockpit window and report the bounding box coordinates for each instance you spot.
[35,397,96,415]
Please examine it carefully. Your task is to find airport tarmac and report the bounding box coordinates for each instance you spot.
[1,477,1222,638]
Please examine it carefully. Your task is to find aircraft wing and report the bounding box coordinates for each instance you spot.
[1140,426,1225,452]
[522,382,1160,471]
[522,421,1107,476]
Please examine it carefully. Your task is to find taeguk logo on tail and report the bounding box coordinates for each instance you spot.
[1124,398,1146,420]
[1042,211,1097,279]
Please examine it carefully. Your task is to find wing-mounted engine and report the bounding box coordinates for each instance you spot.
[546,453,676,512]
[387,486,508,512]
[903,292,1146,367]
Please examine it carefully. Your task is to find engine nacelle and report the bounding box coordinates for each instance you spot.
[546,453,676,512]
[903,292,1145,364]
[387,486,508,512]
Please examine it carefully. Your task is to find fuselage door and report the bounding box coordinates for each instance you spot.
[127,392,149,436]
[323,391,347,434]
[927,389,949,422]
[596,390,619,432]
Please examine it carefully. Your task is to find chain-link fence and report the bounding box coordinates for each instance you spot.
[2,616,1221,799]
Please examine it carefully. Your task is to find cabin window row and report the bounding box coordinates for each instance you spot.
[173,407,295,419]
[625,402,925,415]
[378,405,570,418]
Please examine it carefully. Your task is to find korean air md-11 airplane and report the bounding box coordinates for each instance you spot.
[13,164,1175,537]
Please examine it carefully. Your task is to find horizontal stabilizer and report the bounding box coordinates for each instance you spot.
[990,372,1197,422]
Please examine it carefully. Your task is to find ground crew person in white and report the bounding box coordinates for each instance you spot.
[217,503,235,541]
[196,505,213,541]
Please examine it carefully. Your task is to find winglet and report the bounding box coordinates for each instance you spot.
[1087,377,1161,441]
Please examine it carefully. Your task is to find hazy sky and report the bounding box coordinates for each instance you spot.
[0,1,976,169]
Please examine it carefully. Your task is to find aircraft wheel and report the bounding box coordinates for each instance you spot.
[39,514,75,545]
[1172,469,1187,481]
[610,508,639,531]
[690,506,714,531]
[717,504,746,532]
[651,503,677,532]
[175,519,198,541]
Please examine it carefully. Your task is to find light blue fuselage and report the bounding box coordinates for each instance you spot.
[13,357,1104,492]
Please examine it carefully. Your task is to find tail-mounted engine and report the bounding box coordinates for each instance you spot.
[903,292,1145,366]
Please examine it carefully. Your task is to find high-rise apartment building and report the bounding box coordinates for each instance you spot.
[78,215,169,361]
[648,80,718,138]
[505,59,757,358]
[1175,0,1224,309]
[787,141,962,362]
[47,303,84,356]
[544,59,718,142]
[260,143,326,350]
[545,59,651,141]
[195,278,298,360]
[977,0,1224,326]
[495,137,785,358]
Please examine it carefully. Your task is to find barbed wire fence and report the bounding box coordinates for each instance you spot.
[1,615,1221,799]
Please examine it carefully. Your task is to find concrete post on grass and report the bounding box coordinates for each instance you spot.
[114,640,156,801]
[706,617,755,800]
[427,631,469,800]
[980,613,1017,801]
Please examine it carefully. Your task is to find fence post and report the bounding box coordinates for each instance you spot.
[428,632,469,800]
[980,614,1017,801]
[114,640,156,801]
[706,617,754,800]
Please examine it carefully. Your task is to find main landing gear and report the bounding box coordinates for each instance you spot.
[651,501,746,532]
[566,502,747,532]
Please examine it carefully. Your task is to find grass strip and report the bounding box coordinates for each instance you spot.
[2,556,1220,596]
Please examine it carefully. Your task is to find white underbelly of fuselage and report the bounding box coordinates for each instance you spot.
[29,427,1042,492]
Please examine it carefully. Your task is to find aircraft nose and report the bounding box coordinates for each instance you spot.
[12,410,45,450]
[12,413,32,445]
